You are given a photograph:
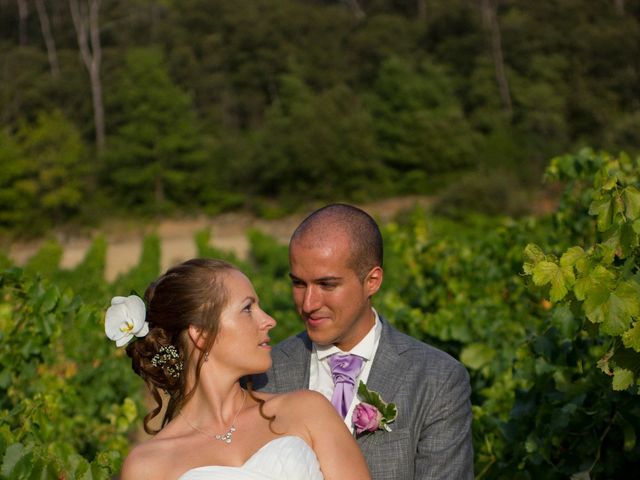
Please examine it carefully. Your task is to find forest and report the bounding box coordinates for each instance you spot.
[1,1,639,479]
[1,0,639,233]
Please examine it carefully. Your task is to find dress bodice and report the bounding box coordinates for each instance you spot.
[177,436,324,480]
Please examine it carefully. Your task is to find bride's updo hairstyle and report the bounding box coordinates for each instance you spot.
[126,258,236,434]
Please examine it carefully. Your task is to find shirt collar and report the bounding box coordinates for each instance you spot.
[314,309,382,361]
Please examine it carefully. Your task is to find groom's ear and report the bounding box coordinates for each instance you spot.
[364,266,383,298]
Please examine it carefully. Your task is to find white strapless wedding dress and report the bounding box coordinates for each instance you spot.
[178,436,324,480]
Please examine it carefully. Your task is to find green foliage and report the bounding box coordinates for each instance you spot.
[0,111,88,232]
[247,75,384,203]
[525,151,640,392]
[0,268,140,478]
[111,234,161,297]
[366,57,478,188]
[104,48,206,214]
[4,146,640,478]
[433,170,532,218]
[16,111,88,224]
[23,239,63,279]
[2,1,640,228]
[0,130,34,231]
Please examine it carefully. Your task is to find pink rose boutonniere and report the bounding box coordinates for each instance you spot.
[352,381,397,435]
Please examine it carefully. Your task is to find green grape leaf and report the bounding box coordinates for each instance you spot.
[578,265,615,299]
[589,196,613,231]
[620,222,639,258]
[560,247,585,268]
[624,186,640,220]
[622,321,640,352]
[585,280,639,334]
[532,261,574,301]
[460,343,496,370]
[523,244,545,274]
[612,367,634,391]
[1,443,29,477]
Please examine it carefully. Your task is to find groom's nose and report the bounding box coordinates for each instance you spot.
[301,286,322,313]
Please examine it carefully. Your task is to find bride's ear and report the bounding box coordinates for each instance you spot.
[187,325,208,353]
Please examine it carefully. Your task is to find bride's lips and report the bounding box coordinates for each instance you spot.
[259,338,271,349]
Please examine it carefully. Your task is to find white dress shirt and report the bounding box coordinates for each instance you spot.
[309,309,382,430]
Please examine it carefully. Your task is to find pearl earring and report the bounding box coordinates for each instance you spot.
[204,351,209,362]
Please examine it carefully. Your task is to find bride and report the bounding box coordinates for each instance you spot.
[106,258,371,480]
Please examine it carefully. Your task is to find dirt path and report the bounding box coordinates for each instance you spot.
[7,197,432,281]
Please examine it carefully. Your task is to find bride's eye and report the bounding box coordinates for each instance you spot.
[242,302,252,313]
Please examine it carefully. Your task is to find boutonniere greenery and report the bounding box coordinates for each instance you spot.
[351,381,397,435]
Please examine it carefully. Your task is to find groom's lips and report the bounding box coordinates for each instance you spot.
[305,315,330,328]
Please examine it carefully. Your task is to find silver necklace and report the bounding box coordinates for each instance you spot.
[185,389,246,444]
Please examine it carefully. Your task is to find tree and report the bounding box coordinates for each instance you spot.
[103,48,205,213]
[0,129,35,229]
[247,73,384,204]
[69,0,105,151]
[479,0,512,118]
[35,0,60,77]
[16,110,88,226]
[17,0,28,46]
[366,57,478,190]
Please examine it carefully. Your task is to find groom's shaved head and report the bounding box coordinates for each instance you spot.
[290,204,383,280]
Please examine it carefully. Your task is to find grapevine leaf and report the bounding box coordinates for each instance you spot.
[599,171,618,191]
[622,321,640,352]
[1,443,29,477]
[532,261,574,301]
[560,247,585,268]
[612,367,634,391]
[523,244,545,274]
[589,196,613,232]
[597,350,614,375]
[624,186,640,220]
[532,261,557,286]
[460,343,496,370]
[586,280,639,335]
[619,222,639,258]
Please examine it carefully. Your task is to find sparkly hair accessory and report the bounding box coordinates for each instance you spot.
[151,345,184,378]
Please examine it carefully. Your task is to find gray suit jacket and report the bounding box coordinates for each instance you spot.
[253,317,474,480]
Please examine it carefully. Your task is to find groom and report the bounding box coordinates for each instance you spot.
[254,203,473,479]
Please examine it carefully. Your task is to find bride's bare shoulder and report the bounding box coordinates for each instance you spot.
[120,436,175,480]
[265,390,333,416]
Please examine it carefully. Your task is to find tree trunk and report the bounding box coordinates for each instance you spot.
[35,0,60,76]
[481,0,512,118]
[615,0,625,15]
[69,0,105,152]
[417,0,427,21]
[17,0,28,46]
[342,0,365,20]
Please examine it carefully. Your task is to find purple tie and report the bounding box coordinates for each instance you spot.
[328,354,364,419]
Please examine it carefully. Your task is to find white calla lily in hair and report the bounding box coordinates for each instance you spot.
[105,295,149,347]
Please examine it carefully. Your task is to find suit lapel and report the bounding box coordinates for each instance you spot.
[363,318,407,404]
[357,319,409,450]
[274,332,312,391]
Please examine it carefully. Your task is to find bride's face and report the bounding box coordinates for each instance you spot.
[210,270,276,374]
